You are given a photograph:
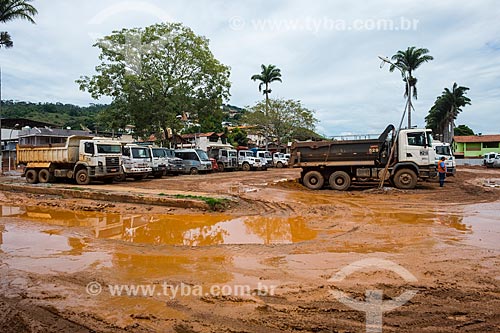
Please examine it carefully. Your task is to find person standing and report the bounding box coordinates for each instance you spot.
[438,156,447,187]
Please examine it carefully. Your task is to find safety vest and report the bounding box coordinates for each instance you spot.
[438,161,446,173]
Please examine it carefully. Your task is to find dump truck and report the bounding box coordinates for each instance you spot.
[17,135,122,185]
[290,125,436,190]
[207,144,238,172]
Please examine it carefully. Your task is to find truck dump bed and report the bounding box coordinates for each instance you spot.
[290,125,394,166]
[17,136,91,164]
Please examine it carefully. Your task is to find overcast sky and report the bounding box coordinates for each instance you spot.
[1,0,499,136]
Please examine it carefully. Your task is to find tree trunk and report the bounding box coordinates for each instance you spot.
[265,82,269,117]
[407,86,412,129]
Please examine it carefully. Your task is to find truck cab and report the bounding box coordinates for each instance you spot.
[432,141,456,175]
[254,150,273,168]
[238,150,264,171]
[116,144,153,181]
[207,146,238,172]
[150,147,168,178]
[397,129,436,179]
[273,152,289,168]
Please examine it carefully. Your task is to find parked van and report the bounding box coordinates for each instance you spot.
[175,149,212,174]
[484,152,499,167]
[163,148,186,175]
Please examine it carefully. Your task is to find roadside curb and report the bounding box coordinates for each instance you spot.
[0,183,211,210]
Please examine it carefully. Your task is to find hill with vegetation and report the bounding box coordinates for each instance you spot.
[1,100,107,130]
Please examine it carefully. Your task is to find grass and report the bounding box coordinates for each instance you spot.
[172,194,229,211]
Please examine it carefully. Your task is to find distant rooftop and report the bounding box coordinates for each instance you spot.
[454,135,500,143]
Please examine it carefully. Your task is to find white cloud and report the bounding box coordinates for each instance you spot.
[0,0,499,135]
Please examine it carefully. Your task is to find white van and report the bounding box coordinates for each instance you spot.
[483,152,499,167]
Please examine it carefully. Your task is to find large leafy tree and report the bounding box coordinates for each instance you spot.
[390,46,433,128]
[244,98,317,146]
[0,0,37,48]
[77,23,231,144]
[251,64,282,116]
[425,83,471,143]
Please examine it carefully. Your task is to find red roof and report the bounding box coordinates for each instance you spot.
[454,135,500,143]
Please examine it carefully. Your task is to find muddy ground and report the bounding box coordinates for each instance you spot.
[0,167,499,332]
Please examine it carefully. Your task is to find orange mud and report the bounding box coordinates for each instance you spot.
[0,167,499,332]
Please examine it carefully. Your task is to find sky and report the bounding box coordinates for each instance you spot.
[1,0,499,136]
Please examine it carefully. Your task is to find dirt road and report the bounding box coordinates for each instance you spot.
[0,167,499,332]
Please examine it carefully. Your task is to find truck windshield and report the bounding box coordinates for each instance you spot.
[152,149,165,158]
[97,145,121,154]
[436,146,451,156]
[132,148,151,159]
[196,150,210,161]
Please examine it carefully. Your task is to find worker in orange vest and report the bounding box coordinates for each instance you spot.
[438,156,447,187]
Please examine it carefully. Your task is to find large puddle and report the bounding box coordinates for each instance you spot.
[0,206,317,246]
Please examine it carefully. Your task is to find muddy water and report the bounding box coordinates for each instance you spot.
[1,200,498,279]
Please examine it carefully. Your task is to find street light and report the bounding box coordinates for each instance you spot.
[377,55,413,189]
[8,123,20,172]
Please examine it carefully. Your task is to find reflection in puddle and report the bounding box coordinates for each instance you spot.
[0,206,317,246]
[0,224,111,273]
[462,202,500,251]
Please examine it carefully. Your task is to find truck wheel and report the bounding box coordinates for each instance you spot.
[25,169,39,184]
[241,163,251,172]
[190,167,199,175]
[329,171,351,191]
[217,162,224,172]
[75,169,91,185]
[302,171,324,190]
[276,161,284,168]
[393,169,417,189]
[38,169,54,184]
[153,172,163,179]
[114,174,126,182]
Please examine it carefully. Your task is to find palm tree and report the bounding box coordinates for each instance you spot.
[0,0,38,48]
[390,46,433,128]
[425,83,471,143]
[251,64,282,116]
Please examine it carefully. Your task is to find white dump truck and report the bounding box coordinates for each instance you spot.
[17,135,122,185]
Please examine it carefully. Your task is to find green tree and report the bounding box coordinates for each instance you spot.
[228,127,248,147]
[244,98,317,146]
[425,83,471,143]
[454,124,474,136]
[390,46,433,128]
[77,22,231,145]
[251,64,282,116]
[0,0,37,48]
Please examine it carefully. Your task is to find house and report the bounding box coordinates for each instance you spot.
[179,132,228,151]
[453,135,500,158]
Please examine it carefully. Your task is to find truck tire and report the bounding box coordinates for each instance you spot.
[114,173,126,182]
[302,171,325,190]
[25,169,39,184]
[329,171,351,191]
[38,169,54,184]
[75,169,91,185]
[217,162,224,172]
[276,161,284,168]
[241,162,251,172]
[190,167,199,175]
[393,169,417,189]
